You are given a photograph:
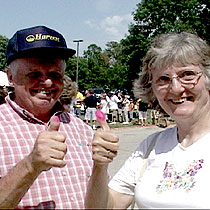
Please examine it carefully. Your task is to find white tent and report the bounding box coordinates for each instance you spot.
[0,71,9,86]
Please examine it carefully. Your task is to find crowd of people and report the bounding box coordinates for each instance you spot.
[69,89,169,129]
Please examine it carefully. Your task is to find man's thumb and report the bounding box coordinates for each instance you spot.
[96,110,110,131]
[48,115,60,131]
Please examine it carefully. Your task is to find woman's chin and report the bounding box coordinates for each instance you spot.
[171,109,194,120]
[163,105,193,120]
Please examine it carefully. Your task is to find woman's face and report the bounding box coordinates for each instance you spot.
[151,65,210,121]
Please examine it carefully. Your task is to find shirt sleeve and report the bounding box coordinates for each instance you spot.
[108,130,166,195]
[108,127,177,195]
[108,134,156,195]
[108,150,144,195]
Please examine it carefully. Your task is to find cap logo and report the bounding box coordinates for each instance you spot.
[25,33,60,43]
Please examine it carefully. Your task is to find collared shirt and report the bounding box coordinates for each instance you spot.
[0,95,94,209]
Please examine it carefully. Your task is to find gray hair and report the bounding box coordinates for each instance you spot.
[134,31,210,109]
[7,59,19,77]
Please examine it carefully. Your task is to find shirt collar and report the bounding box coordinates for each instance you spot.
[5,93,70,124]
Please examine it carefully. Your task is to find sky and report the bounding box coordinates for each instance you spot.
[0,0,141,55]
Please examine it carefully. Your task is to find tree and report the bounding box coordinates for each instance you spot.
[104,41,129,90]
[120,0,210,91]
[83,44,109,89]
[66,44,109,91]
[0,35,9,71]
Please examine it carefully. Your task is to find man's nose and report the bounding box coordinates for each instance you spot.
[39,76,53,87]
[44,78,53,87]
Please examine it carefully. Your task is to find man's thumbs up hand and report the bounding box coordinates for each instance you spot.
[47,115,60,131]
[29,115,67,173]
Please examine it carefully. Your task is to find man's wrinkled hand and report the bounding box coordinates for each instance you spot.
[29,116,67,172]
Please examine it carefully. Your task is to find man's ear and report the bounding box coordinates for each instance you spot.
[6,68,14,87]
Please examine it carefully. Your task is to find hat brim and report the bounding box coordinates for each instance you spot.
[7,47,76,64]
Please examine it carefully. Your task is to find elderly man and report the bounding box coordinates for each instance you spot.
[0,26,93,209]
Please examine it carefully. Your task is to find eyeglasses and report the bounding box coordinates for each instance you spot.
[153,70,203,89]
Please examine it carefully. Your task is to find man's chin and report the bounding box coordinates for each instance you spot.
[33,99,56,109]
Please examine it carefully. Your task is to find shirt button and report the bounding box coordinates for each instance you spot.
[62,171,67,176]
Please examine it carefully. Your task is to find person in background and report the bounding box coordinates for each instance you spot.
[128,98,135,123]
[122,95,130,125]
[116,92,124,123]
[85,31,210,209]
[74,89,84,118]
[150,108,160,125]
[133,99,139,123]
[0,87,7,105]
[0,25,93,209]
[108,91,121,124]
[156,110,169,128]
[59,75,77,112]
[137,98,148,126]
[99,92,110,121]
[0,71,10,104]
[83,89,98,130]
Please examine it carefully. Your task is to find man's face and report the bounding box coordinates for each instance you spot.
[7,57,65,119]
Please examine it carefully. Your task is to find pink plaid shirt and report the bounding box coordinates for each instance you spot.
[0,95,94,209]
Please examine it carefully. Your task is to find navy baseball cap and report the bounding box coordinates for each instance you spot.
[6,25,76,64]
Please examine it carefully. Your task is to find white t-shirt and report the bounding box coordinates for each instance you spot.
[123,98,130,111]
[109,126,210,209]
[100,96,110,114]
[109,95,120,110]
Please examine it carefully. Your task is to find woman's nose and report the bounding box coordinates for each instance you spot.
[169,77,184,93]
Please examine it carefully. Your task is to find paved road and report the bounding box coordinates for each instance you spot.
[108,125,174,177]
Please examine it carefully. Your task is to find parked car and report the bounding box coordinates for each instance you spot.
[92,88,105,98]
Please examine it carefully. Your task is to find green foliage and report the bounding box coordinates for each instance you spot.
[65,56,77,80]
[0,35,9,71]
[2,0,209,94]
[132,0,208,37]
[119,0,210,91]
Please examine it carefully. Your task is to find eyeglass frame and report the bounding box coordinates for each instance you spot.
[152,70,203,90]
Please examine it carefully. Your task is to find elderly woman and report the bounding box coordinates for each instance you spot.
[85,32,210,209]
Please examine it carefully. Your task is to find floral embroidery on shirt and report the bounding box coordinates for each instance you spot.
[156,159,204,193]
